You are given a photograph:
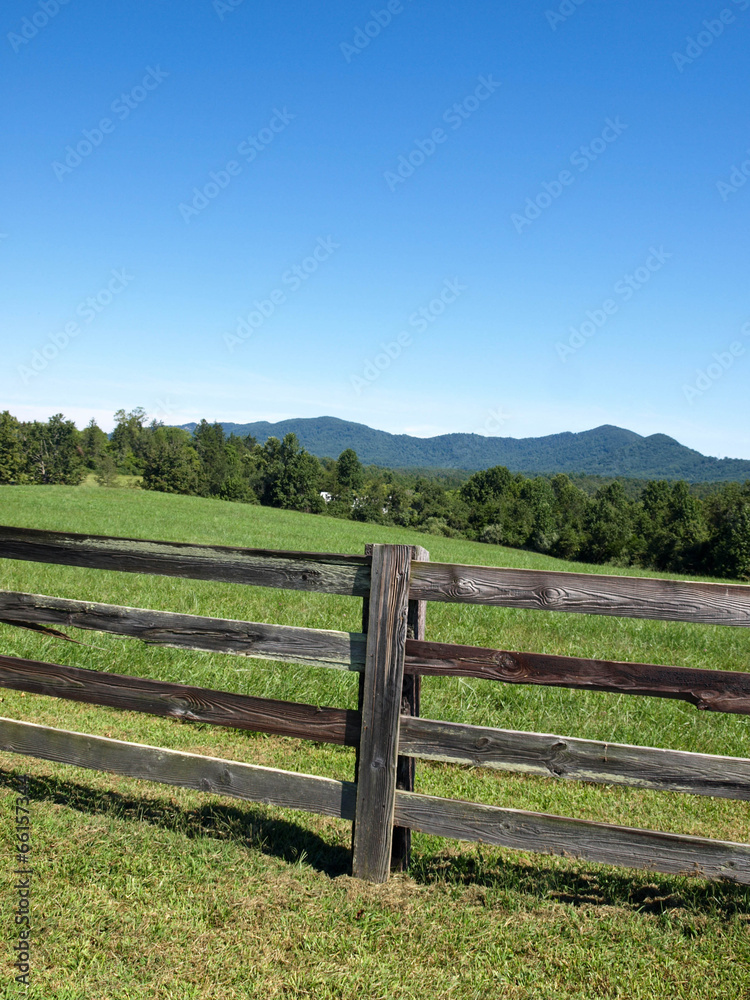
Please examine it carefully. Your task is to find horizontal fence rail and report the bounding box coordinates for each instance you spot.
[404,639,750,715]
[0,589,365,670]
[2,530,750,886]
[4,590,750,714]
[398,716,750,800]
[410,561,750,625]
[0,525,370,597]
[0,653,360,745]
[0,716,357,820]
[393,792,750,884]
[3,650,750,801]
[0,656,750,800]
[2,716,749,884]
[5,525,749,624]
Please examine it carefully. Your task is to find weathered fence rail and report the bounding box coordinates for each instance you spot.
[1,525,749,885]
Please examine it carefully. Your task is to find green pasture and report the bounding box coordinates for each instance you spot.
[1,484,749,999]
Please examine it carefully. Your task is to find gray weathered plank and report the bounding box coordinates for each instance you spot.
[404,640,750,715]
[393,790,750,883]
[398,716,750,800]
[0,716,357,819]
[409,561,750,626]
[0,525,370,596]
[0,652,358,745]
[352,545,413,883]
[391,544,429,872]
[0,589,365,670]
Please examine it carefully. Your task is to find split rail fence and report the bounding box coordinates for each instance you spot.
[1,525,750,883]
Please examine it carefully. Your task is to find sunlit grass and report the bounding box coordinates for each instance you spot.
[1,484,749,998]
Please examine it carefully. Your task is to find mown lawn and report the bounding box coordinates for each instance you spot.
[1,484,749,999]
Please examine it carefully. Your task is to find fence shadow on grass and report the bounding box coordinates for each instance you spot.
[3,768,750,913]
[0,768,352,879]
[408,851,750,917]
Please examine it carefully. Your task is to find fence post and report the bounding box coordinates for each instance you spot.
[352,544,413,883]
[391,544,428,871]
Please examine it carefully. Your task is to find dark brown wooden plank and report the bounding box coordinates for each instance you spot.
[393,790,750,883]
[351,544,374,865]
[0,589,365,670]
[0,653,359,745]
[352,545,413,883]
[405,640,750,715]
[409,560,750,626]
[391,544,429,872]
[0,525,370,596]
[398,716,750,800]
[0,717,357,820]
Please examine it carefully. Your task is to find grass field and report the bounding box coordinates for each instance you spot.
[1,483,749,999]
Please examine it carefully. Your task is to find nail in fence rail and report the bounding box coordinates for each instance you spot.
[2,526,750,885]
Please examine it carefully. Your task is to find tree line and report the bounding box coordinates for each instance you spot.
[1,408,748,581]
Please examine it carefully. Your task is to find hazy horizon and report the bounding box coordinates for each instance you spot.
[3,1,749,459]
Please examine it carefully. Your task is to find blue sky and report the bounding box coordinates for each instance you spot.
[2,0,749,458]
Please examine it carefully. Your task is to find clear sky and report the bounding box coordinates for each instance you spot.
[2,0,749,458]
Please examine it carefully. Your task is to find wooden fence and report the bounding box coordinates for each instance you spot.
[1,524,750,884]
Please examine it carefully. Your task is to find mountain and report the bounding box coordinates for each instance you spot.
[179,417,750,483]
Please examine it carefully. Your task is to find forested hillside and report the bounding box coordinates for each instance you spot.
[2,408,749,581]
[180,415,750,482]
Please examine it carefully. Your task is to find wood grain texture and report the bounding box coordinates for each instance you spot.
[0,653,359,745]
[404,640,750,715]
[0,716,357,819]
[0,589,365,670]
[391,544,429,872]
[409,560,750,626]
[393,790,750,883]
[398,716,750,800]
[352,545,413,883]
[0,525,370,596]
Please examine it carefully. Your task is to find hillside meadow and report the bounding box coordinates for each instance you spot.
[1,483,749,999]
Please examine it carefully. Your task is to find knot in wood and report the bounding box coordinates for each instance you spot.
[167,697,196,719]
[474,737,492,751]
[545,740,569,777]
[492,652,524,675]
[450,578,480,598]
[539,587,564,606]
